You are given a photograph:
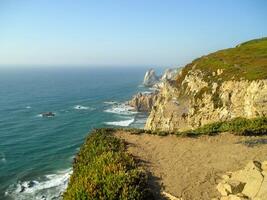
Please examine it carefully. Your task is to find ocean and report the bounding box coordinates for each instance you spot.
[0,67,159,200]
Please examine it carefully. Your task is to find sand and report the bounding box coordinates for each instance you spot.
[114,131,267,200]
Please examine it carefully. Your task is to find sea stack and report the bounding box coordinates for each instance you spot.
[143,69,159,87]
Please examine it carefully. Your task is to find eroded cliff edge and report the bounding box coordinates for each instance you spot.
[145,38,267,131]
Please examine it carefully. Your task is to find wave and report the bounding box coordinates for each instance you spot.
[36,113,56,118]
[104,103,137,115]
[141,91,152,95]
[103,101,117,105]
[105,118,134,127]
[0,153,6,164]
[5,168,72,200]
[26,106,31,109]
[73,105,93,110]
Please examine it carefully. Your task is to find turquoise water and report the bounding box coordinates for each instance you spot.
[0,67,154,199]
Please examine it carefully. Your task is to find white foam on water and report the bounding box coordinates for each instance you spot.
[105,118,135,127]
[141,91,152,95]
[73,105,93,110]
[134,117,147,124]
[26,106,31,109]
[104,103,137,115]
[149,87,158,91]
[5,168,72,200]
[0,153,6,164]
[103,101,117,105]
[36,113,56,118]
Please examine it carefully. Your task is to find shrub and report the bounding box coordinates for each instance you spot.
[178,117,267,136]
[64,128,151,200]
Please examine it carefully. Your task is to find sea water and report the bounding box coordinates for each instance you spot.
[0,67,159,200]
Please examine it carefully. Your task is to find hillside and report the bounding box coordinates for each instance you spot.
[177,37,267,85]
[145,37,267,131]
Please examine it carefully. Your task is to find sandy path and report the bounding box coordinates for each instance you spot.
[114,131,267,200]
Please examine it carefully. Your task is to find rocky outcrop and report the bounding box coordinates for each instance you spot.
[145,68,267,131]
[41,112,55,117]
[143,69,159,87]
[129,68,179,112]
[161,68,178,81]
[128,92,158,112]
[216,160,267,200]
[145,38,267,131]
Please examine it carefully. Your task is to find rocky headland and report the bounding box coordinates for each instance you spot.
[128,68,179,112]
[65,38,267,200]
[145,38,267,131]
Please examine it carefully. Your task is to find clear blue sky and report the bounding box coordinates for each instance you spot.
[0,0,266,68]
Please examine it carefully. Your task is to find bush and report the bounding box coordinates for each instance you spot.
[64,128,151,200]
[177,117,267,136]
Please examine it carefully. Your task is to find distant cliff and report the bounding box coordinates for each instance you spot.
[128,68,179,112]
[143,69,159,87]
[128,92,158,112]
[145,37,267,131]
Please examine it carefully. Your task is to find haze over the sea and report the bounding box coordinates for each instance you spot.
[1,0,267,199]
[0,0,267,68]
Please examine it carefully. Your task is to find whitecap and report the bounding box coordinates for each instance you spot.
[36,112,56,118]
[141,91,152,95]
[26,106,31,109]
[103,101,117,105]
[104,103,137,115]
[105,118,134,127]
[0,153,6,164]
[5,168,72,200]
[73,105,92,110]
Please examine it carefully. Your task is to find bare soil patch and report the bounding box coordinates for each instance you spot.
[114,131,267,200]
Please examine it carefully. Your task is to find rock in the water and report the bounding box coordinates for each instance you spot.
[143,69,159,87]
[41,112,55,117]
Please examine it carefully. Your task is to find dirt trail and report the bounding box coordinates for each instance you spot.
[114,132,267,200]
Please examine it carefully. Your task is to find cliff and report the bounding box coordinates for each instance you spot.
[143,69,159,86]
[145,37,267,131]
[128,92,158,112]
[128,68,180,112]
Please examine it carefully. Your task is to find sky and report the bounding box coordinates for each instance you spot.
[0,0,267,68]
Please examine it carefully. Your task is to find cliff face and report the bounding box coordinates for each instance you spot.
[143,69,159,86]
[128,92,158,112]
[145,38,267,131]
[128,68,179,112]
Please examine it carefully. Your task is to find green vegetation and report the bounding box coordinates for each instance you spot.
[126,117,267,137]
[64,128,152,200]
[64,116,266,199]
[179,117,267,136]
[175,37,267,108]
[176,37,267,85]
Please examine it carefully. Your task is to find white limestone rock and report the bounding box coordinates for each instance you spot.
[143,69,159,87]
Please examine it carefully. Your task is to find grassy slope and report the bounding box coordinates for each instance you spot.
[64,128,151,200]
[63,118,266,199]
[128,117,267,137]
[177,37,267,85]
